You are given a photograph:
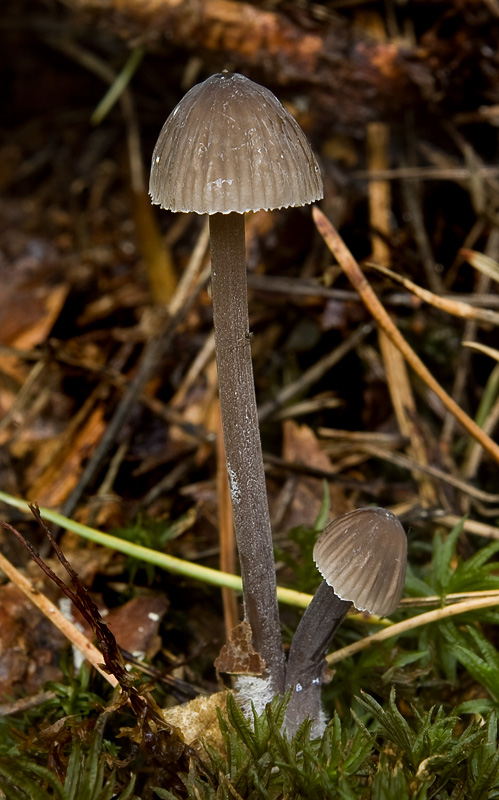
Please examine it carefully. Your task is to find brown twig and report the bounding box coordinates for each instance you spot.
[0,518,118,687]
[312,206,499,465]
[366,119,436,506]
[326,595,499,666]
[216,402,238,637]
[443,231,499,462]
[366,262,499,326]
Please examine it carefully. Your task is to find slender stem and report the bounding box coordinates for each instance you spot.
[209,212,285,695]
[284,581,351,735]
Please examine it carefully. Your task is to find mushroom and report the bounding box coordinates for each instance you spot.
[284,507,407,736]
[149,72,323,697]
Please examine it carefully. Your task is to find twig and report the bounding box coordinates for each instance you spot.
[401,118,442,293]
[462,361,499,481]
[216,402,238,637]
[366,262,499,326]
[400,590,499,608]
[1,507,188,735]
[326,594,499,666]
[312,206,499,465]
[170,330,215,408]
[9,505,133,683]
[258,322,373,422]
[366,119,436,506]
[354,166,499,180]
[0,490,314,609]
[59,253,210,521]
[463,248,499,284]
[0,361,46,437]
[430,513,499,540]
[341,443,499,504]
[263,453,390,497]
[0,691,58,718]
[441,228,498,449]
[0,524,117,687]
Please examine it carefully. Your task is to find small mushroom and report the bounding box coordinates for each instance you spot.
[284,507,407,736]
[150,72,322,696]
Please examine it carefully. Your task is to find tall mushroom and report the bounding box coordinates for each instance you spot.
[149,72,323,696]
[284,507,407,735]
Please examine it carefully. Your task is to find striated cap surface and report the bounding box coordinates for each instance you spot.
[149,72,323,215]
[313,507,407,616]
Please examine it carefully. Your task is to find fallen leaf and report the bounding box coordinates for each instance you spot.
[214,620,265,676]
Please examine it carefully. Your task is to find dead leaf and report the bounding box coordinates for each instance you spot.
[280,420,336,530]
[214,620,265,676]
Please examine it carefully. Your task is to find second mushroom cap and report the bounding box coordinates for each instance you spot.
[313,507,407,617]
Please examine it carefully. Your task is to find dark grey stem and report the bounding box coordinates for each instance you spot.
[284,580,351,735]
[209,212,285,696]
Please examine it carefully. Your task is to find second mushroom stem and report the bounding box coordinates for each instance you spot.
[209,212,285,696]
[284,581,351,735]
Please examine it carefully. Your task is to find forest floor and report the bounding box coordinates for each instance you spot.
[1,1,499,797]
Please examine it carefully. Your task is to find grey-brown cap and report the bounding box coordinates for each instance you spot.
[149,72,323,215]
[313,507,407,616]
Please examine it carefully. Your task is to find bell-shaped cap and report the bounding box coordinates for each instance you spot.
[149,72,323,215]
[313,507,407,616]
